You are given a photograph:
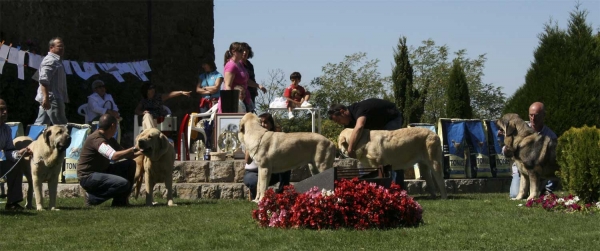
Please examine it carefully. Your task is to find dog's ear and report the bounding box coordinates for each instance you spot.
[44,128,52,147]
[505,120,516,136]
[156,132,171,158]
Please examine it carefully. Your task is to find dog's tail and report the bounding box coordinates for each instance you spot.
[133,155,145,199]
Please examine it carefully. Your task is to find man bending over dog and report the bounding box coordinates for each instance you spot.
[77,114,141,207]
[328,98,404,187]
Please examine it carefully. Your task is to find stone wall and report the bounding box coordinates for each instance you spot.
[24,159,512,200]
[0,0,214,146]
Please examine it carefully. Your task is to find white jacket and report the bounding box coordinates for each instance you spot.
[87,93,119,122]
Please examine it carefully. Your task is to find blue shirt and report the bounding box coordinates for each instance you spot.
[198,71,223,99]
[0,124,18,162]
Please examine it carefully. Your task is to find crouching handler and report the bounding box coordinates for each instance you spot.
[77,114,141,207]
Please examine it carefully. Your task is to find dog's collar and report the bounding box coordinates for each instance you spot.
[249,131,269,160]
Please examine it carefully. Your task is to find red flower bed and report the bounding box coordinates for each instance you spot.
[252,178,424,230]
[525,193,600,213]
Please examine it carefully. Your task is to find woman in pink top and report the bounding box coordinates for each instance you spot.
[220,42,266,113]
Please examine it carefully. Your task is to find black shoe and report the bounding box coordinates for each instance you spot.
[5,203,25,211]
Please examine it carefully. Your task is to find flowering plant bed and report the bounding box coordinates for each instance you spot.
[525,193,600,213]
[252,178,424,230]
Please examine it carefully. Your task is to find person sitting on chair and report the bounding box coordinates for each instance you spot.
[135,83,191,130]
[87,80,120,123]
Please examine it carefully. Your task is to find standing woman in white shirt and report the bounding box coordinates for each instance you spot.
[87,80,120,123]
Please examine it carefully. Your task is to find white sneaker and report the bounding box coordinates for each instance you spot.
[288,111,295,119]
[300,101,313,108]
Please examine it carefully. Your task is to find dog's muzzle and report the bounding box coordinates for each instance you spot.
[57,136,72,152]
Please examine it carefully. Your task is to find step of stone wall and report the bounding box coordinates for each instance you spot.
[18,159,511,200]
[22,178,511,200]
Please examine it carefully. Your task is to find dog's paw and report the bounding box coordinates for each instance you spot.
[50,207,60,211]
[36,208,45,211]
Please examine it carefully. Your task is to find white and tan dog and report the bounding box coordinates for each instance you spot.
[133,128,176,206]
[26,125,71,210]
[338,128,447,199]
[238,113,336,202]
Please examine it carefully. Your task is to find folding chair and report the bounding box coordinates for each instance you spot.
[27,124,47,140]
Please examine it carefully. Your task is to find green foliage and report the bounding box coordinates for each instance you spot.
[310,52,385,113]
[446,60,472,119]
[392,36,423,126]
[557,126,600,203]
[320,119,345,147]
[410,40,505,123]
[504,6,600,136]
[392,37,410,114]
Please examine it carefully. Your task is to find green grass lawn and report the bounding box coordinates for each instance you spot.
[1,193,599,250]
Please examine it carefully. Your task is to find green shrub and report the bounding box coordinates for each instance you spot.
[557,126,600,203]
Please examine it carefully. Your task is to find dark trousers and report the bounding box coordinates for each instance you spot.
[79,159,136,206]
[0,160,23,204]
[243,169,291,200]
[383,111,405,189]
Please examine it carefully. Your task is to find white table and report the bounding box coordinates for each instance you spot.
[267,107,322,133]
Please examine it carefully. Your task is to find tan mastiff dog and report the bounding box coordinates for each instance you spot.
[238,113,336,202]
[28,125,71,211]
[338,128,447,199]
[495,113,559,200]
[13,136,34,209]
[133,128,176,206]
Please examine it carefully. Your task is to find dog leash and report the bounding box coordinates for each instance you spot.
[0,154,26,181]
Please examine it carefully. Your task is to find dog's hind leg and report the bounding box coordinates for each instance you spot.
[24,164,34,209]
[165,177,177,206]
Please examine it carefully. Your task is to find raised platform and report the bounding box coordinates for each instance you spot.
[20,159,512,200]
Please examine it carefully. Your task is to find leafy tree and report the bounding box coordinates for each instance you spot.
[446,60,473,119]
[409,39,505,122]
[255,68,287,114]
[504,6,600,136]
[310,52,386,113]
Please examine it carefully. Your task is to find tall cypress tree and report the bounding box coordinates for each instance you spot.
[503,6,599,135]
[392,36,419,126]
[446,60,473,119]
[392,37,410,116]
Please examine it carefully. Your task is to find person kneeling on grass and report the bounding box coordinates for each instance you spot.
[77,114,142,207]
[243,113,291,200]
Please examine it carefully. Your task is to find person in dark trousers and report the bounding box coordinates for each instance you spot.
[77,114,141,206]
[328,98,405,188]
[0,99,32,210]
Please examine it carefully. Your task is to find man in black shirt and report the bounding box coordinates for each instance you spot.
[328,98,404,187]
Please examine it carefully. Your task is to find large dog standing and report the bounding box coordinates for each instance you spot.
[338,128,447,199]
[22,125,71,211]
[496,113,559,200]
[133,128,177,206]
[238,113,336,202]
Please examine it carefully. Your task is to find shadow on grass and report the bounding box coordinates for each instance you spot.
[0,210,37,216]
[412,194,477,200]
